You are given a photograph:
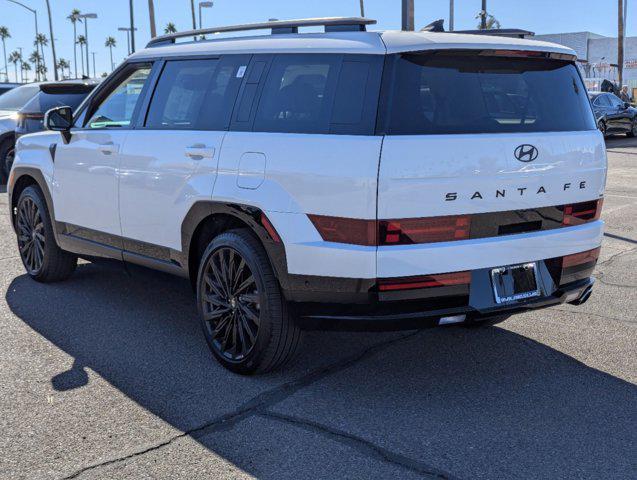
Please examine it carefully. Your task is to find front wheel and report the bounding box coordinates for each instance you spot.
[16,186,78,282]
[196,229,302,374]
[627,119,636,138]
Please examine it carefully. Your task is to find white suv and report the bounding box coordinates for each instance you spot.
[8,18,606,374]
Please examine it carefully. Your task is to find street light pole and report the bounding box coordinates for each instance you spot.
[118,27,137,56]
[481,0,488,30]
[199,2,213,29]
[78,13,97,78]
[401,0,414,31]
[449,0,455,31]
[6,1,40,80]
[359,0,365,17]
[43,0,58,80]
[91,52,96,77]
[129,0,136,53]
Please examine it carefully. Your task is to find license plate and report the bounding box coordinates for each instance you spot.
[490,262,540,304]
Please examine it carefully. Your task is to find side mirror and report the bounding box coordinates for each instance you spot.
[45,106,73,143]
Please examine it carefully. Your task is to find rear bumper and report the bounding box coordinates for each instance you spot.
[292,277,593,331]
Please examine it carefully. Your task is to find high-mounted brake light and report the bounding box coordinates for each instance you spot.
[562,199,603,226]
[377,271,471,292]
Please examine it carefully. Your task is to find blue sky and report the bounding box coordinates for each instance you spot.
[0,0,633,82]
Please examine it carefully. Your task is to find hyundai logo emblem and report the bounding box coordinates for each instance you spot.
[514,144,539,162]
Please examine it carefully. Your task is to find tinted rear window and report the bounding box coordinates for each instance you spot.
[22,91,91,114]
[0,84,40,110]
[382,53,596,135]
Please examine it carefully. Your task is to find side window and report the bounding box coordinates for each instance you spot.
[254,54,340,134]
[145,59,218,129]
[86,67,151,129]
[145,56,248,131]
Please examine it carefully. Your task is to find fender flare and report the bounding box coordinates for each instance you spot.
[180,201,289,289]
[8,167,58,238]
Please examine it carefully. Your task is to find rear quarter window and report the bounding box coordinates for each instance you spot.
[380,52,596,135]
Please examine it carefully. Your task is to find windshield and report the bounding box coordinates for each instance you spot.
[0,84,40,111]
[382,53,596,135]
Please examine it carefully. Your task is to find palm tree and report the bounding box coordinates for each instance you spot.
[8,51,21,83]
[67,9,82,79]
[0,27,10,83]
[29,50,43,81]
[148,0,157,38]
[164,22,177,34]
[104,36,116,71]
[478,14,501,30]
[36,63,47,81]
[56,58,70,79]
[34,33,49,79]
[77,35,86,77]
[21,62,31,83]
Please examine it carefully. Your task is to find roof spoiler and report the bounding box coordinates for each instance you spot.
[147,17,377,48]
[40,82,97,94]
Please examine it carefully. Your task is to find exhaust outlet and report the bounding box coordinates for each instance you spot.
[568,285,593,306]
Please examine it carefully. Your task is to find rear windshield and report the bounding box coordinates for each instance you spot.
[382,53,596,135]
[0,84,40,111]
[21,91,92,114]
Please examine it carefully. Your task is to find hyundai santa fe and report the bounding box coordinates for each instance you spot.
[8,18,606,374]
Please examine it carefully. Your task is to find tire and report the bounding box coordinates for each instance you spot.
[196,229,302,374]
[0,138,14,183]
[16,186,77,282]
[598,120,607,138]
[627,119,636,138]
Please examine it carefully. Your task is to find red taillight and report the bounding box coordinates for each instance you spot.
[377,271,471,292]
[308,215,376,246]
[379,215,471,245]
[562,247,601,268]
[563,199,603,226]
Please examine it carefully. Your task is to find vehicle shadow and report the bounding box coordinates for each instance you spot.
[5,263,637,479]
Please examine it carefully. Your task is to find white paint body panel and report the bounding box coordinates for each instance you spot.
[52,130,128,235]
[378,131,606,218]
[118,130,224,249]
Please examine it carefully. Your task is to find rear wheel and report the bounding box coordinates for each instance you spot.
[196,229,302,374]
[16,186,77,282]
[598,120,607,137]
[627,119,636,138]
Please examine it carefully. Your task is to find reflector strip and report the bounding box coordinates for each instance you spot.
[308,215,376,246]
[260,213,281,243]
[377,271,471,292]
[562,247,601,268]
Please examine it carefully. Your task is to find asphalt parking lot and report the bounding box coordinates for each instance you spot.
[1,137,636,480]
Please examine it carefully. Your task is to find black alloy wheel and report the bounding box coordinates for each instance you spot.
[201,246,261,361]
[598,120,607,137]
[17,195,45,275]
[197,229,302,374]
[628,119,637,138]
[4,146,15,177]
[15,186,77,282]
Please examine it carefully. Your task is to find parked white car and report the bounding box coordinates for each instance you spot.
[8,18,606,374]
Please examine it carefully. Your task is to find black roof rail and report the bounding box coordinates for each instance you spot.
[146,17,377,48]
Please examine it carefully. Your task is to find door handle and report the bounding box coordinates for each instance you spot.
[98,142,119,155]
[185,145,215,161]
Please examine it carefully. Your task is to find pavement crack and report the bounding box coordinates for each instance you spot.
[59,331,421,479]
[596,247,636,267]
[260,411,457,480]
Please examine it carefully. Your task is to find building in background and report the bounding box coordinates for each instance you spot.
[535,32,637,98]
